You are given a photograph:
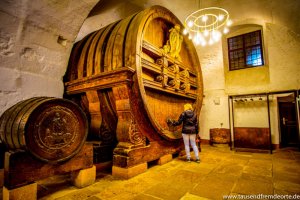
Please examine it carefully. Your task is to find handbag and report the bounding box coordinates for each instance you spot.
[196,134,201,152]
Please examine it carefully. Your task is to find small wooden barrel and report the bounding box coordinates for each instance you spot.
[0,97,88,163]
[210,128,230,144]
[65,5,203,141]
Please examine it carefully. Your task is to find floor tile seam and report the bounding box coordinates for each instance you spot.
[77,188,105,196]
[243,159,273,177]
[234,174,275,194]
[272,182,300,194]
[91,180,152,196]
[138,192,164,200]
[291,151,298,160]
[243,169,273,176]
[186,191,214,200]
[248,159,273,164]
[209,154,228,174]
[240,159,251,175]
[39,187,91,200]
[270,151,275,196]
[93,190,139,200]
[244,165,273,171]
[192,181,199,191]
[271,157,275,194]
[226,165,244,195]
[231,176,275,193]
[200,157,243,182]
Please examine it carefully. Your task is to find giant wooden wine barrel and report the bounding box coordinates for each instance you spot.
[0,97,88,163]
[65,5,203,142]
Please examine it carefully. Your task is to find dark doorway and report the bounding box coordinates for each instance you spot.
[278,94,299,147]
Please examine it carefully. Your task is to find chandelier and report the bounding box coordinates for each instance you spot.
[183,6,232,46]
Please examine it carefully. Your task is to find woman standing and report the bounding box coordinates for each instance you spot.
[170,103,200,163]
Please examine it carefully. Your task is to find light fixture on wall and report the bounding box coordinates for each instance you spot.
[183,1,232,46]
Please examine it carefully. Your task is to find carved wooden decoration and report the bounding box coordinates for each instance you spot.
[64,5,203,175]
[163,24,183,60]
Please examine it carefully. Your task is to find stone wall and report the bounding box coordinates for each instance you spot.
[0,0,99,115]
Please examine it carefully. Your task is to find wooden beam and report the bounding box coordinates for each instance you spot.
[65,68,135,95]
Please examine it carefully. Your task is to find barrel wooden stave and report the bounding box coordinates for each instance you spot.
[0,97,47,149]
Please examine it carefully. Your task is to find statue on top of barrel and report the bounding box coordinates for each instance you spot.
[163,24,183,60]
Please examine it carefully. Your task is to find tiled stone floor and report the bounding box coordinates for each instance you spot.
[3,145,300,200]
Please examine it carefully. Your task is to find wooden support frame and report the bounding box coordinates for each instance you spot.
[3,143,93,190]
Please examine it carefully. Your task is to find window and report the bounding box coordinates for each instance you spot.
[228,30,264,71]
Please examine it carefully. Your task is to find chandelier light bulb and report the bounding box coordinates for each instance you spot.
[208,38,214,45]
[188,34,193,40]
[204,30,209,37]
[218,14,224,21]
[211,31,216,37]
[183,28,188,35]
[193,35,200,45]
[201,40,207,46]
[202,15,208,22]
[226,19,232,26]
[193,35,197,42]
[212,30,221,41]
[187,20,194,27]
[197,32,203,40]
[223,27,229,34]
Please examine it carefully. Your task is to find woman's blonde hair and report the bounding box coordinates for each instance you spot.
[184,103,193,111]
